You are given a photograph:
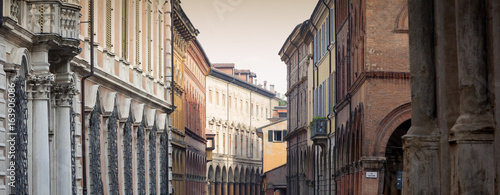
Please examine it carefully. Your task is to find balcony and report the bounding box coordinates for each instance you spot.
[2,1,82,55]
[310,117,328,148]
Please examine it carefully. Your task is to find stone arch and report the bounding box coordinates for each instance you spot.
[85,85,105,114]
[215,165,222,183]
[245,167,251,183]
[234,166,240,183]
[208,164,215,182]
[8,47,31,77]
[222,166,228,183]
[394,3,409,33]
[228,167,234,183]
[371,103,412,156]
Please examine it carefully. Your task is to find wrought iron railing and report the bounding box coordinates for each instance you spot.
[310,118,328,138]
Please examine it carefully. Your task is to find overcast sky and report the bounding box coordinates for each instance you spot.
[181,0,317,98]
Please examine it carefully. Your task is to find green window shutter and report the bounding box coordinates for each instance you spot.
[268,130,273,142]
[283,130,288,140]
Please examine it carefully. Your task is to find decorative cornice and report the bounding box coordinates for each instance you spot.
[209,68,276,98]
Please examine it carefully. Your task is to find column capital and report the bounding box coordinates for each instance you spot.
[27,74,54,100]
[52,82,79,106]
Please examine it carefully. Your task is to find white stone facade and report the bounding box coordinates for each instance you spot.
[205,68,279,194]
[0,0,174,194]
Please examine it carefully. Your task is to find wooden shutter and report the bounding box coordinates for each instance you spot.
[268,130,273,142]
[283,130,288,140]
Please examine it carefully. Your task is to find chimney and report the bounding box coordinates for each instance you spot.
[264,81,267,90]
[270,84,275,92]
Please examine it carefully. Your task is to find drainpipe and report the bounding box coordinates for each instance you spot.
[321,1,333,194]
[333,0,338,193]
[332,108,338,195]
[0,0,3,28]
[310,23,319,90]
[290,40,301,195]
[81,0,95,194]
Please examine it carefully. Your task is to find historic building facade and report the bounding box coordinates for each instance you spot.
[279,22,314,195]
[333,0,410,194]
[404,0,500,194]
[206,64,280,195]
[170,0,199,194]
[184,39,210,194]
[309,1,335,194]
[0,0,174,194]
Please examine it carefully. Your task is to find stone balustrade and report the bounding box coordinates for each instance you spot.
[26,1,81,40]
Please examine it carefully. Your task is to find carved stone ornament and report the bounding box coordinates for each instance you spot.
[52,82,78,106]
[27,74,55,99]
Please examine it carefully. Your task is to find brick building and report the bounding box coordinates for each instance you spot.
[279,21,314,195]
[333,0,411,194]
[184,39,210,194]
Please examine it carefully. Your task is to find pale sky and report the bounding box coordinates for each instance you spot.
[182,0,318,98]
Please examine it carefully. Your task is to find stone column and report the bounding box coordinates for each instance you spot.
[28,74,54,195]
[53,81,77,195]
[216,181,221,195]
[210,183,215,195]
[223,182,228,195]
[449,0,495,194]
[228,182,234,195]
[234,182,240,195]
[403,0,440,194]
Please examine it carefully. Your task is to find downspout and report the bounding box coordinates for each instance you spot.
[310,23,319,90]
[290,40,301,195]
[333,0,338,193]
[81,0,95,194]
[167,1,176,193]
[0,0,3,28]
[321,1,333,194]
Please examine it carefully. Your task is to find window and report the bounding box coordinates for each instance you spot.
[256,105,259,117]
[209,90,212,103]
[222,94,226,107]
[216,92,219,105]
[268,130,288,142]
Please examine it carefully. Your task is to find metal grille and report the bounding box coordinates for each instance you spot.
[70,95,77,195]
[11,76,28,195]
[149,126,157,195]
[160,133,168,195]
[123,118,133,195]
[90,105,104,194]
[108,110,119,194]
[137,122,146,195]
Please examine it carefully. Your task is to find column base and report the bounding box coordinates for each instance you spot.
[402,135,440,195]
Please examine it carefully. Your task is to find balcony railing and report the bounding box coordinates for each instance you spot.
[25,1,81,40]
[310,118,327,138]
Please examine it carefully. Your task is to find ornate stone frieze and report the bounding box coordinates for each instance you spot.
[52,82,78,106]
[27,74,54,99]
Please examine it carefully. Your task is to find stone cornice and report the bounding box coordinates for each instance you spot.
[209,68,276,98]
[71,57,173,113]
